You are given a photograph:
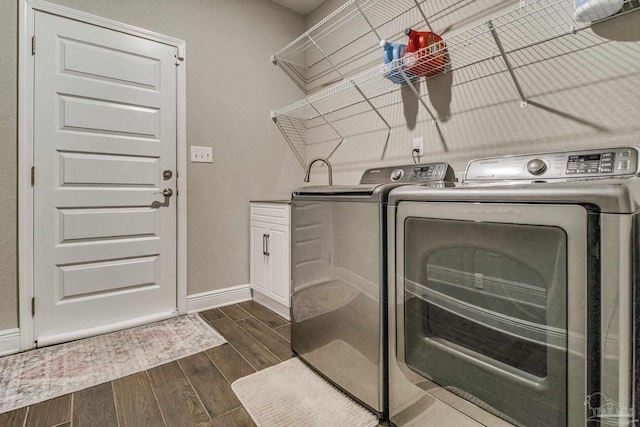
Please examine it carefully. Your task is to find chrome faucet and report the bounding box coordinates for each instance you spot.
[304,157,333,186]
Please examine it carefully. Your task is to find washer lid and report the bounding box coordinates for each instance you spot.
[292,184,380,197]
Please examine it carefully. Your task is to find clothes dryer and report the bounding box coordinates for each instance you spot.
[388,147,639,426]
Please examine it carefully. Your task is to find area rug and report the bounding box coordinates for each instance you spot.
[0,313,226,414]
[303,339,378,407]
[232,358,378,427]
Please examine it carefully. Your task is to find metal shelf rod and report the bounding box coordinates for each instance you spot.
[307,100,345,161]
[413,0,434,31]
[488,19,528,108]
[399,68,438,125]
[354,0,382,41]
[308,35,346,81]
[272,117,307,171]
[352,81,392,160]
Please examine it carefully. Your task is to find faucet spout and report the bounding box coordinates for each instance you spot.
[304,157,333,186]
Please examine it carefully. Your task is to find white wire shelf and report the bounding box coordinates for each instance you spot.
[272,0,639,169]
[272,0,445,94]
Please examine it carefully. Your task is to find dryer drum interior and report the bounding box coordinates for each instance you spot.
[402,217,570,426]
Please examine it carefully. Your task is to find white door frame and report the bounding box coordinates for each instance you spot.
[18,0,188,351]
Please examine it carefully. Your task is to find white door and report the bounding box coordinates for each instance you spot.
[33,11,178,346]
[267,224,290,306]
[250,221,268,295]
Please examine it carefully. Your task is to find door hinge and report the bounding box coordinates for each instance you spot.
[31,36,35,55]
[31,297,35,317]
[31,166,35,186]
[175,47,184,66]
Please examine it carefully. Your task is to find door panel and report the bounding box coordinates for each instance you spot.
[58,255,160,298]
[33,11,177,345]
[57,208,159,242]
[60,95,160,138]
[61,38,160,89]
[268,224,290,306]
[250,221,268,294]
[58,152,161,186]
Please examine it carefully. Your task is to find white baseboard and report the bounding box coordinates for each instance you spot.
[187,284,252,313]
[0,328,21,356]
[253,291,290,320]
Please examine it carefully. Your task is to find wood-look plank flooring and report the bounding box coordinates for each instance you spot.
[0,303,292,427]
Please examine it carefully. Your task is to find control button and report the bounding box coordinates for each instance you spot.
[390,169,404,181]
[619,160,630,170]
[600,167,613,173]
[620,151,630,158]
[526,158,547,175]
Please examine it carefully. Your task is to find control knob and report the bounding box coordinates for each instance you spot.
[526,159,547,175]
[390,169,404,181]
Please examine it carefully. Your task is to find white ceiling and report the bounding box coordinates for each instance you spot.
[271,0,326,15]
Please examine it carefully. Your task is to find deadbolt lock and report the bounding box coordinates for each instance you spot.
[162,188,173,198]
[163,170,173,180]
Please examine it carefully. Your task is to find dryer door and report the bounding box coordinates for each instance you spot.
[390,202,591,427]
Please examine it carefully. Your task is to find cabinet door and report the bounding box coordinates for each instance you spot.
[266,224,290,307]
[250,221,268,294]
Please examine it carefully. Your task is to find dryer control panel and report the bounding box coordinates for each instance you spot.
[360,162,456,184]
[465,147,639,182]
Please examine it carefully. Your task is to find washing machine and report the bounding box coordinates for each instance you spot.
[387,147,639,426]
[290,162,455,420]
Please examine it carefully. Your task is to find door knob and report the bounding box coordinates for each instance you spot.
[162,188,173,198]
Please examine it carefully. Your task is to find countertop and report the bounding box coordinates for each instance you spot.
[250,200,291,205]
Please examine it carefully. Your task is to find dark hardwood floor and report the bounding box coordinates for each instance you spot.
[0,301,293,427]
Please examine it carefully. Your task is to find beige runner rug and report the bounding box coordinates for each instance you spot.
[0,313,226,414]
[232,358,379,427]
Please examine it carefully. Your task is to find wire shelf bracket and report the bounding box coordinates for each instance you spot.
[308,100,346,162]
[272,114,307,171]
[488,19,528,108]
[398,68,438,126]
[352,81,393,160]
[413,0,434,31]
[354,0,382,41]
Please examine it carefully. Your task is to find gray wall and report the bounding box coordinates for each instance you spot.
[0,0,18,331]
[0,0,306,330]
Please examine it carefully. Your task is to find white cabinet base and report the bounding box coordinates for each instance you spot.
[253,290,290,321]
[249,202,291,317]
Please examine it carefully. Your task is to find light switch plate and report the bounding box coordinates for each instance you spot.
[191,146,213,163]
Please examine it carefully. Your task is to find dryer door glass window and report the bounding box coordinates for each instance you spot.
[403,218,567,427]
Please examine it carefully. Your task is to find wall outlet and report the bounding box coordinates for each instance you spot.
[191,146,213,163]
[412,137,424,156]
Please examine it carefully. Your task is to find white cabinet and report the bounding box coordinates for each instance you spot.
[249,202,291,320]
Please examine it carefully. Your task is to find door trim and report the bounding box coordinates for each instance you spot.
[18,0,188,350]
